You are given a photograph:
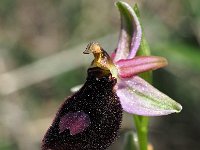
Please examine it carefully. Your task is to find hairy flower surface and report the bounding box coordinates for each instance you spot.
[42,66,122,150]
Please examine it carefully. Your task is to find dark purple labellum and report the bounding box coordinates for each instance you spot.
[42,67,123,150]
[59,111,91,135]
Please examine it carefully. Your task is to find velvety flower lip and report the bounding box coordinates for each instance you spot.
[59,111,91,135]
[42,66,122,150]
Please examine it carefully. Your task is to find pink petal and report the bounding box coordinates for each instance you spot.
[114,2,142,62]
[126,7,142,59]
[110,50,116,60]
[116,76,182,116]
[116,56,168,78]
[59,111,90,135]
[114,29,132,62]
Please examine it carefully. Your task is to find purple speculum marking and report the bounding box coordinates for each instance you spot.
[59,111,91,135]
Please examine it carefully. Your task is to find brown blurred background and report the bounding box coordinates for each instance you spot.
[0,0,200,150]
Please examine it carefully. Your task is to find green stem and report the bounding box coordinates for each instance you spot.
[133,116,149,150]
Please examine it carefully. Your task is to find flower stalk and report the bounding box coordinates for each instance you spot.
[133,116,149,150]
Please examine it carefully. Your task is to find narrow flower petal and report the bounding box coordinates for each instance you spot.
[116,56,168,78]
[116,76,182,116]
[114,2,142,62]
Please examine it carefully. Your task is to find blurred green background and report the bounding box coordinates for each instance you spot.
[0,0,200,150]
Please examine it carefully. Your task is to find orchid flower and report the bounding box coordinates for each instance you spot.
[42,2,182,150]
